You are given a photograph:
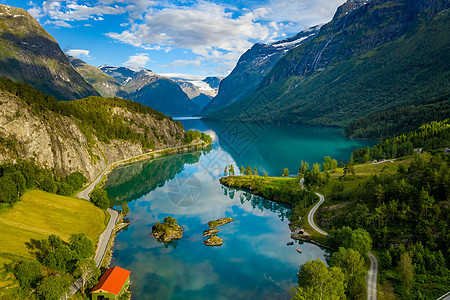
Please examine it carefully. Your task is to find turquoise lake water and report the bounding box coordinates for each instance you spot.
[104,120,375,299]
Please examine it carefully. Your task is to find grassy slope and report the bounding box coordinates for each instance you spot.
[209,8,449,132]
[0,190,107,259]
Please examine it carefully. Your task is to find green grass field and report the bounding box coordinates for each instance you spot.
[0,190,107,259]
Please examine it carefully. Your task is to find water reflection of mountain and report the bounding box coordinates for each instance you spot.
[181,119,375,177]
[105,148,210,205]
[222,186,292,221]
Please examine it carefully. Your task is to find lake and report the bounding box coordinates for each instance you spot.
[104,120,375,299]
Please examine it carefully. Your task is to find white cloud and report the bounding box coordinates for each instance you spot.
[107,2,272,71]
[263,0,346,30]
[27,1,43,20]
[125,53,151,68]
[33,0,157,27]
[44,19,73,28]
[66,49,90,58]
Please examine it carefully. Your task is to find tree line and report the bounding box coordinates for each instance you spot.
[0,161,87,205]
[351,119,449,163]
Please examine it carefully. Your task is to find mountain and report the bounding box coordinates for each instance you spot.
[0,78,191,181]
[191,93,213,109]
[99,65,153,90]
[68,56,127,98]
[0,4,99,100]
[128,78,201,117]
[169,75,222,99]
[199,26,320,116]
[203,76,221,90]
[99,66,201,117]
[205,0,450,138]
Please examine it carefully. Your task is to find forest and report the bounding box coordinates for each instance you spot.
[221,120,450,299]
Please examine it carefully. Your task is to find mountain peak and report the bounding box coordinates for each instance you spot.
[0,5,99,100]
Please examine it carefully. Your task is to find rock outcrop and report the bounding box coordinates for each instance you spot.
[151,222,183,243]
[208,217,235,228]
[0,89,186,181]
[203,235,223,246]
[203,228,220,237]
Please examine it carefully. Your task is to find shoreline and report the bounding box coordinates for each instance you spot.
[77,140,212,199]
[69,140,211,297]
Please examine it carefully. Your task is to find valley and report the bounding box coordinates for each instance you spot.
[0,0,448,299]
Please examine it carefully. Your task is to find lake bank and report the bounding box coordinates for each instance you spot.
[103,121,375,299]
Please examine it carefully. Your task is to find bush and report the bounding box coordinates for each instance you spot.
[13,261,42,289]
[69,233,94,260]
[57,182,74,196]
[36,274,70,300]
[90,188,110,209]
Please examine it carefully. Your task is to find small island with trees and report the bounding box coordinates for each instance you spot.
[151,216,183,243]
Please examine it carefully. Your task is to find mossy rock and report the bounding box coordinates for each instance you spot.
[203,235,223,246]
[208,217,235,228]
[151,223,183,243]
[203,228,219,237]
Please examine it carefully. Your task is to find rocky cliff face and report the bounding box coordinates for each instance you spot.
[0,89,186,181]
[200,26,319,116]
[68,56,127,98]
[0,5,99,100]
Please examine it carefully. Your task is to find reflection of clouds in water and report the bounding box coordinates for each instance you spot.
[108,138,330,299]
[126,250,219,297]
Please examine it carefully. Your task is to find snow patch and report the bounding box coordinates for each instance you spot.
[123,77,132,85]
[273,34,315,48]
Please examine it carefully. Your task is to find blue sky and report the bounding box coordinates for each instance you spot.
[6,0,345,77]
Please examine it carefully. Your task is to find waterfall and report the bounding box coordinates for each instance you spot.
[312,15,348,72]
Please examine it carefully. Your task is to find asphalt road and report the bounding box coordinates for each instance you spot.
[67,208,118,297]
[77,143,203,200]
[301,177,378,299]
[69,143,204,298]
[367,253,379,300]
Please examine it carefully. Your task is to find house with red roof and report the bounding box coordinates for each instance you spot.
[91,266,131,300]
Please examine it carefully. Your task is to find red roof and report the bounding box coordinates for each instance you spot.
[91,266,131,295]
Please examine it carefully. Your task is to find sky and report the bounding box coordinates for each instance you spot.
[6,0,346,77]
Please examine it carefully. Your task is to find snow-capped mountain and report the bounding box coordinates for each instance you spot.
[199,25,321,116]
[163,73,223,99]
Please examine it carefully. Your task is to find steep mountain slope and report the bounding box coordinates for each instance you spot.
[128,78,200,116]
[100,66,154,91]
[0,4,99,100]
[206,0,449,133]
[100,66,201,116]
[68,56,126,98]
[0,78,194,181]
[199,26,320,116]
[191,93,213,109]
[203,76,221,90]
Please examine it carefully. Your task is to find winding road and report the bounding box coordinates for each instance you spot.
[65,142,208,298]
[77,143,203,200]
[367,253,378,300]
[300,177,378,299]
